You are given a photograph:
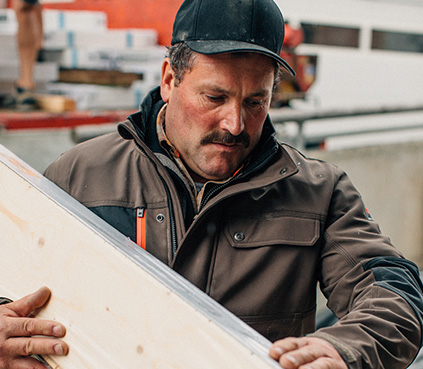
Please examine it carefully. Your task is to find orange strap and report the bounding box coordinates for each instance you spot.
[136,208,146,249]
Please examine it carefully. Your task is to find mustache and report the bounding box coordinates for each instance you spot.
[200,131,250,148]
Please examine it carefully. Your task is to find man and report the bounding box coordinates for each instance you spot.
[6,0,42,110]
[0,0,422,368]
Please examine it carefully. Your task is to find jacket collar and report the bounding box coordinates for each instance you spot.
[118,86,164,144]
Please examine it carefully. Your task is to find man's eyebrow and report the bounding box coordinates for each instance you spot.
[249,89,271,97]
[205,86,229,94]
[206,86,271,97]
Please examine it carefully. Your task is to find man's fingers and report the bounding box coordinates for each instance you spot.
[2,336,68,357]
[278,343,329,369]
[269,337,348,369]
[0,288,68,369]
[5,287,51,318]
[2,317,66,338]
[270,337,308,359]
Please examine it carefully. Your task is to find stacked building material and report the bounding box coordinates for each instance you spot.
[0,8,165,110]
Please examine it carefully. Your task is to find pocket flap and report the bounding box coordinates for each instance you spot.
[225,216,320,248]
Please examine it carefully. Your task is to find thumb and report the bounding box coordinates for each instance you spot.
[7,287,51,318]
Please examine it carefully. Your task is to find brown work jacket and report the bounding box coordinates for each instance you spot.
[44,87,423,369]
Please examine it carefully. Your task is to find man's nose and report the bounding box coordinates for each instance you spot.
[220,102,245,136]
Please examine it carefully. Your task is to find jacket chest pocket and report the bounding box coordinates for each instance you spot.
[224,215,321,248]
[210,213,321,331]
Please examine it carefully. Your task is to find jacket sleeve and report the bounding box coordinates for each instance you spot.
[0,298,12,305]
[311,169,423,369]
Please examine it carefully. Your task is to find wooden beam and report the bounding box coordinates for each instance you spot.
[59,69,143,87]
[0,145,279,369]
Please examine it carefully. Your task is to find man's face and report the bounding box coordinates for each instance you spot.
[160,52,275,182]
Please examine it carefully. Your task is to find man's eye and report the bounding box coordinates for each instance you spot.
[207,95,224,102]
[246,99,263,107]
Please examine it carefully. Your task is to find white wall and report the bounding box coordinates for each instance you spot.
[309,141,423,266]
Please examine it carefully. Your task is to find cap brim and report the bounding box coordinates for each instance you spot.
[185,40,295,76]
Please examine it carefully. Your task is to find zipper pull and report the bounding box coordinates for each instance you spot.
[136,207,146,249]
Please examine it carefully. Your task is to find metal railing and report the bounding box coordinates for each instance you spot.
[269,104,423,150]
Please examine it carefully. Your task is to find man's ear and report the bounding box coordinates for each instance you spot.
[160,58,174,103]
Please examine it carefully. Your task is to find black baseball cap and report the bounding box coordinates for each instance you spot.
[171,0,295,76]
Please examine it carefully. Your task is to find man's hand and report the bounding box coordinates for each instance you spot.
[0,287,68,369]
[269,336,348,369]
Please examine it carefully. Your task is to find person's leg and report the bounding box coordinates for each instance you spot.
[13,0,43,90]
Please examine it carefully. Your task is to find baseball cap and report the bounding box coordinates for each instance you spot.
[171,0,295,76]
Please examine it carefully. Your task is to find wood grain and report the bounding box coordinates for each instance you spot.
[0,145,279,369]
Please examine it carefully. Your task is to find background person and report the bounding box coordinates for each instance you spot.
[7,0,43,110]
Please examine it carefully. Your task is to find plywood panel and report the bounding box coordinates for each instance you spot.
[0,145,279,369]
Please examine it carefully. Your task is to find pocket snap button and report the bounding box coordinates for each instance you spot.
[234,232,245,242]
